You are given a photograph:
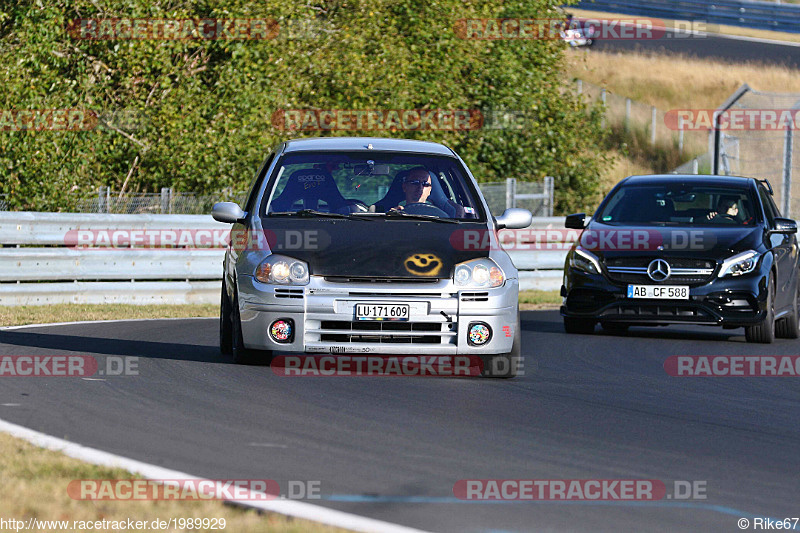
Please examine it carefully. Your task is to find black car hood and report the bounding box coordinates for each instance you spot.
[580,222,763,261]
[259,218,489,279]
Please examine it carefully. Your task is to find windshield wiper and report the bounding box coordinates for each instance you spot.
[269,209,350,218]
[384,210,459,223]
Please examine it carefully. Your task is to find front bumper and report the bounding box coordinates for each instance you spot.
[236,275,519,354]
[561,268,769,327]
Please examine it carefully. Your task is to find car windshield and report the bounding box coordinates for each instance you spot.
[595,184,758,226]
[262,151,483,220]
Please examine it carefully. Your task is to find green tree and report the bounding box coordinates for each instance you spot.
[0,0,606,213]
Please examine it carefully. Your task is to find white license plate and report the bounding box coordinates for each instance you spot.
[355,303,410,321]
[627,285,689,299]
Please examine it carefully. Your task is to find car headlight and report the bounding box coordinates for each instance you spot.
[718,250,759,278]
[255,255,310,285]
[570,246,602,275]
[454,258,505,288]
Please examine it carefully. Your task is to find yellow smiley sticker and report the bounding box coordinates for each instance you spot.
[404,253,443,276]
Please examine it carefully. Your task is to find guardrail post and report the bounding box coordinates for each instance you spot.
[651,106,657,145]
[692,159,699,175]
[625,98,631,132]
[505,178,516,210]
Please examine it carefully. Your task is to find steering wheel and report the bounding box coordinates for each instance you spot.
[344,199,369,213]
[402,202,449,217]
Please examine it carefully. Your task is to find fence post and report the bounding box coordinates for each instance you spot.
[576,79,582,95]
[625,98,631,132]
[783,122,793,217]
[544,176,554,217]
[692,159,699,175]
[97,186,108,213]
[709,130,716,174]
[161,187,170,214]
[505,178,516,210]
[678,116,685,153]
[600,88,607,129]
[650,106,657,146]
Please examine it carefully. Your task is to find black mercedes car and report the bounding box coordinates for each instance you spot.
[560,175,799,343]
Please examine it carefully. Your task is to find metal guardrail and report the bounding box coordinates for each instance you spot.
[576,0,800,33]
[0,213,571,304]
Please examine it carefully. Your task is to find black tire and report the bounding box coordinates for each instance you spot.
[601,322,629,334]
[564,317,595,334]
[231,289,272,365]
[776,278,800,339]
[220,280,233,355]
[746,276,776,344]
[481,317,521,379]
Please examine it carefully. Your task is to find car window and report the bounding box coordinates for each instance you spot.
[595,184,757,225]
[244,153,274,214]
[759,186,779,225]
[262,152,484,220]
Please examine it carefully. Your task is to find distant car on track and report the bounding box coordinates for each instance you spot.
[212,137,532,376]
[561,175,800,343]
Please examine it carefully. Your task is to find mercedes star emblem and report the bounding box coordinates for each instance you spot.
[647,259,671,281]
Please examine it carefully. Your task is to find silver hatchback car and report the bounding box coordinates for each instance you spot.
[212,137,531,377]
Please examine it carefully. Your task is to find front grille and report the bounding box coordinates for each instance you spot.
[605,257,716,286]
[460,291,489,302]
[318,320,444,344]
[606,273,711,286]
[275,288,303,299]
[606,257,715,269]
[600,303,717,322]
[325,276,440,284]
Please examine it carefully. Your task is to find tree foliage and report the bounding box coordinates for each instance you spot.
[0,0,607,213]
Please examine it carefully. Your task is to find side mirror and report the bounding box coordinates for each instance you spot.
[771,217,797,235]
[496,208,532,229]
[212,202,246,224]
[565,213,587,229]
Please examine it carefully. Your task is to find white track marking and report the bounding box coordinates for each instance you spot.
[0,418,432,533]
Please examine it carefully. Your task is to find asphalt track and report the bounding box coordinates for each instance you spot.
[590,27,800,68]
[1,312,799,532]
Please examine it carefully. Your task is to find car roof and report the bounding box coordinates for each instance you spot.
[281,137,456,156]
[620,174,757,188]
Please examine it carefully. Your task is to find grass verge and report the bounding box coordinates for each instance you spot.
[0,297,564,327]
[0,304,217,327]
[566,48,800,111]
[519,290,561,310]
[0,432,348,533]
